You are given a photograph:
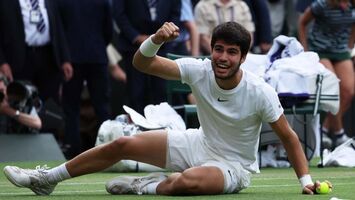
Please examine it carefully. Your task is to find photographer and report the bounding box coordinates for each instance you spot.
[0,73,41,133]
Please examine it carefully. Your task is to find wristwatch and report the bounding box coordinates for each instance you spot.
[14,110,20,119]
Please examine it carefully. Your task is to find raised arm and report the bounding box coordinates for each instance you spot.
[269,114,317,194]
[132,22,181,80]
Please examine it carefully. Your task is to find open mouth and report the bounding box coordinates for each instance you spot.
[216,63,229,69]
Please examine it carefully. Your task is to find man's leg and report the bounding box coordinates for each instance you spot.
[105,166,225,195]
[66,130,168,177]
[3,130,168,195]
[158,166,225,195]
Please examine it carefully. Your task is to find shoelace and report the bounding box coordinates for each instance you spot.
[35,165,50,172]
[29,165,51,186]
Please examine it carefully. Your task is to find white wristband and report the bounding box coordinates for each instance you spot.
[299,174,313,189]
[139,35,163,57]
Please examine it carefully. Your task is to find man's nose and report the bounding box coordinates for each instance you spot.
[219,51,228,60]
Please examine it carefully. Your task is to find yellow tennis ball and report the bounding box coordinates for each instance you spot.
[316,182,331,194]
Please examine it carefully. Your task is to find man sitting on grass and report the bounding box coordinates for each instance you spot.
[3,21,321,195]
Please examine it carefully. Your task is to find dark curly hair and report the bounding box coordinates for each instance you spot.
[210,22,251,57]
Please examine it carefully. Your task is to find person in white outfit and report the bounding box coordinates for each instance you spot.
[3,21,323,196]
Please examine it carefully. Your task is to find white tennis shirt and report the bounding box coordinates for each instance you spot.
[176,57,283,173]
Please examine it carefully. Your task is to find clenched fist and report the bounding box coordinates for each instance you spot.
[151,22,180,44]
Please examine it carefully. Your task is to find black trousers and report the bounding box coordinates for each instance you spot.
[14,45,62,103]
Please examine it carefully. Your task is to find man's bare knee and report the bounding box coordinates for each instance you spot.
[101,136,132,156]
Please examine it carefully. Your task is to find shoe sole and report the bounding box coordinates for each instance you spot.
[106,176,137,194]
[3,167,25,188]
[106,173,166,195]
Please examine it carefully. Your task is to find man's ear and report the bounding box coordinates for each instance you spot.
[240,55,246,63]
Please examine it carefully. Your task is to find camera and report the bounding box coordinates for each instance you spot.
[7,81,41,113]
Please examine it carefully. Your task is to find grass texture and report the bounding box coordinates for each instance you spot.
[0,160,354,200]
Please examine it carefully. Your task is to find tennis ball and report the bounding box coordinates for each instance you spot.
[316,181,332,194]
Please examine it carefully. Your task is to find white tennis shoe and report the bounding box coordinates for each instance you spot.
[105,172,167,195]
[3,165,57,195]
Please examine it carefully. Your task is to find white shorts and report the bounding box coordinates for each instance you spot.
[165,129,251,193]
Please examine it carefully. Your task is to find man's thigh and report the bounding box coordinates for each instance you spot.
[166,129,206,171]
[122,130,168,168]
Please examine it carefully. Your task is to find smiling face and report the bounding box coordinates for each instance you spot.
[209,22,251,89]
[211,40,244,81]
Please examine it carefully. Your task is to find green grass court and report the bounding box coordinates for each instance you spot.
[0,160,354,200]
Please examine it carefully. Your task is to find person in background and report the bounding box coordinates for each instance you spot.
[266,0,299,38]
[3,21,322,197]
[298,0,355,148]
[171,0,200,57]
[0,73,41,133]
[194,0,255,55]
[112,0,181,114]
[107,44,127,83]
[296,0,314,12]
[57,0,113,158]
[243,0,273,54]
[0,0,72,104]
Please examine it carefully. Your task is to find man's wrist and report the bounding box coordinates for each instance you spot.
[139,35,164,57]
[299,174,313,189]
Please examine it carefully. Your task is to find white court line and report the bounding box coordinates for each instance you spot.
[0,190,105,196]
[1,182,355,196]
[0,175,354,187]
[1,175,354,195]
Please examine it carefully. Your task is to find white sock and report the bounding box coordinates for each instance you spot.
[46,163,71,184]
[145,181,161,194]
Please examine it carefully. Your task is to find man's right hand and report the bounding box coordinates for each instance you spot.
[151,22,180,45]
[0,63,13,82]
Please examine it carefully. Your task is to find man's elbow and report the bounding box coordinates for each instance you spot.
[132,51,144,71]
[132,51,151,74]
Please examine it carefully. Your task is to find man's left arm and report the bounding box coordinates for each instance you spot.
[269,114,317,194]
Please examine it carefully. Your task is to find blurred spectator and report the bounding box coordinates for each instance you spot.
[266,0,299,38]
[0,0,72,104]
[298,0,355,148]
[0,73,42,133]
[296,0,313,12]
[194,0,255,55]
[171,0,199,56]
[112,0,181,114]
[107,44,127,83]
[57,0,112,158]
[191,0,200,8]
[243,0,273,54]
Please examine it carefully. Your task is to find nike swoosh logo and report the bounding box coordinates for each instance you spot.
[217,97,228,102]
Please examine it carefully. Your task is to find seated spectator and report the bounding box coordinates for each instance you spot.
[194,0,255,55]
[0,73,41,133]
